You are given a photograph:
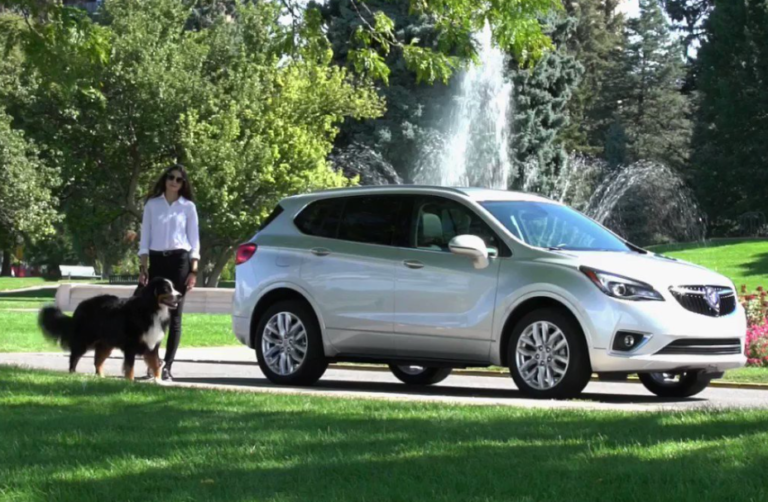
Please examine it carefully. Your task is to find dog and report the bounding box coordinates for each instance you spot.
[38,277,182,381]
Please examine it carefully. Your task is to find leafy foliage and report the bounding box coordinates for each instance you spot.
[327,0,560,84]
[0,107,60,244]
[5,0,383,284]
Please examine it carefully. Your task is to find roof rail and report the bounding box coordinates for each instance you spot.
[303,184,470,196]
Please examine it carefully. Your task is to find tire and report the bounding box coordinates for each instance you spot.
[638,371,711,398]
[388,365,452,385]
[507,308,592,399]
[254,300,328,386]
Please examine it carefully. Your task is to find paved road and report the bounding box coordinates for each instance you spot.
[2,348,767,411]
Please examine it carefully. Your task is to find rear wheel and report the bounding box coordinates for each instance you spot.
[507,308,592,399]
[638,371,712,398]
[388,365,452,385]
[255,300,327,386]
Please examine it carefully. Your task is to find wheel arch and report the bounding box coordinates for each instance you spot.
[498,295,592,368]
[249,286,324,348]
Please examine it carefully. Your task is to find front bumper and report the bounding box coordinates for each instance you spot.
[588,297,747,373]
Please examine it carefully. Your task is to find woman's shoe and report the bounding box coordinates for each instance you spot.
[161,365,173,381]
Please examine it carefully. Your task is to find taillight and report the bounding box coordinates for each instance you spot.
[235,243,257,265]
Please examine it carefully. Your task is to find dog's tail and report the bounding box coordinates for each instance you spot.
[38,305,75,349]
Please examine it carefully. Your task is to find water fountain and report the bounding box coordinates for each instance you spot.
[585,160,706,244]
[413,23,512,189]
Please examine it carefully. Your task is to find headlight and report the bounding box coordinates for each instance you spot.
[580,266,664,301]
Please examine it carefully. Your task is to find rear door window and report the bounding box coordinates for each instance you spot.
[337,195,406,247]
[294,198,345,238]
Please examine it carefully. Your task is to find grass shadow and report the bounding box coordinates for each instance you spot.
[0,288,57,299]
[741,251,768,286]
[173,376,706,406]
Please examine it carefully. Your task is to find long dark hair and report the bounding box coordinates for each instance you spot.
[146,163,195,202]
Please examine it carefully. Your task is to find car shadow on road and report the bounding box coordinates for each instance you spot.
[172,376,705,405]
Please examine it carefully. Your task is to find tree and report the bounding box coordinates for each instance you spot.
[508,15,583,194]
[661,0,713,59]
[5,0,567,282]
[560,0,624,155]
[0,107,60,276]
[600,0,691,169]
[180,2,384,286]
[689,0,768,228]
[8,0,381,283]
[310,0,560,86]
[320,0,455,182]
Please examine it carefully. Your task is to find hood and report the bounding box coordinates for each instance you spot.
[556,250,734,290]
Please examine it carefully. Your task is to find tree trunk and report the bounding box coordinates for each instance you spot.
[204,245,235,288]
[95,250,114,280]
[1,247,12,277]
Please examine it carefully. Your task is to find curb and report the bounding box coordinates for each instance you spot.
[172,357,768,391]
[22,352,768,391]
[0,285,59,295]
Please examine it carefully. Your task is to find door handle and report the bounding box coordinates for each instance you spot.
[403,260,424,269]
[310,247,331,257]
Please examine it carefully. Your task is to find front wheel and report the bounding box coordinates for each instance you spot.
[389,365,452,385]
[507,308,592,399]
[254,300,328,386]
[638,371,712,398]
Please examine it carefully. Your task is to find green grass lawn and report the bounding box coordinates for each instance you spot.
[649,239,768,291]
[718,367,768,384]
[0,283,238,352]
[0,277,233,291]
[1,366,767,502]
[0,277,111,291]
[0,310,237,353]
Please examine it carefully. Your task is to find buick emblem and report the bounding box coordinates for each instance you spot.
[704,287,721,313]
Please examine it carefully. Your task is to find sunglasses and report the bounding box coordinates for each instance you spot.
[167,175,184,183]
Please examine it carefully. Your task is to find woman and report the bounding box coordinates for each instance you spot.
[138,163,200,381]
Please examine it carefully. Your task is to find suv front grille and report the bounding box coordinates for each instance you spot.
[656,338,742,355]
[669,286,736,317]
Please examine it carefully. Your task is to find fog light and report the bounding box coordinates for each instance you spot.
[612,331,646,352]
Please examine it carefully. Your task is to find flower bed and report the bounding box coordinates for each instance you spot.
[739,286,768,366]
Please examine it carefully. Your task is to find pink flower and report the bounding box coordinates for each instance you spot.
[745,321,768,367]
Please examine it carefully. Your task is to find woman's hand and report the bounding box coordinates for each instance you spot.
[185,272,197,292]
[138,270,149,286]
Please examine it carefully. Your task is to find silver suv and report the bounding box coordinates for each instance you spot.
[232,186,746,399]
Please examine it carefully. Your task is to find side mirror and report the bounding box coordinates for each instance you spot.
[449,235,490,269]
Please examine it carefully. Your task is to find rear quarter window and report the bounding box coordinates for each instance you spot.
[260,204,284,231]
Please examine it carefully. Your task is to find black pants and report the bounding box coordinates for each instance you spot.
[149,250,190,367]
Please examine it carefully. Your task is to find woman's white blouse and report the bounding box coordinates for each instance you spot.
[138,195,200,259]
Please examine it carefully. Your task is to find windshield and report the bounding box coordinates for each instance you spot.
[480,201,631,252]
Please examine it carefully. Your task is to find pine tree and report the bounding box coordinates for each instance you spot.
[601,0,691,169]
[509,15,583,194]
[561,0,624,155]
[690,0,768,228]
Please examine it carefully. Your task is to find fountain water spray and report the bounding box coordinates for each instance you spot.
[414,23,512,188]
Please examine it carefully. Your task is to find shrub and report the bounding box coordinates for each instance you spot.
[746,322,768,367]
[739,285,767,327]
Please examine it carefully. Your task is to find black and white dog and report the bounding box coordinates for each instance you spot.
[38,277,181,381]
